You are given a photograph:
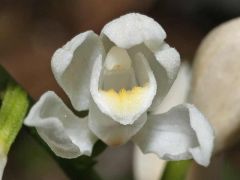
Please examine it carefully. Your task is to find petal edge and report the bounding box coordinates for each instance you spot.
[101,13,166,49]
[133,104,214,166]
[24,91,97,158]
[51,31,104,111]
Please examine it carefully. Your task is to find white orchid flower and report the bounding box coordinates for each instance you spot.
[24,13,214,166]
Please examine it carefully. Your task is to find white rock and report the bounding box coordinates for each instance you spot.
[191,17,240,153]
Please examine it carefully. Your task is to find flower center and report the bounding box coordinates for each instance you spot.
[98,46,151,120]
[101,46,136,92]
[100,84,149,115]
[104,46,131,71]
[90,46,156,124]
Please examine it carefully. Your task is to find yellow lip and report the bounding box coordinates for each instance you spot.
[100,84,149,116]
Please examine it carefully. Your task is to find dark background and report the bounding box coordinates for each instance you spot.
[1,0,240,179]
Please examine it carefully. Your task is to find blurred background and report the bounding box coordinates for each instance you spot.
[1,0,240,179]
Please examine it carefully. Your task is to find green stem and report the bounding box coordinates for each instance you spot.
[161,160,192,180]
[0,81,29,155]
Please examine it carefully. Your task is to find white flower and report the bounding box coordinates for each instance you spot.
[24,13,214,166]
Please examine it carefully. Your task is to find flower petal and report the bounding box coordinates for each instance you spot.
[133,146,166,180]
[101,13,166,49]
[129,43,180,111]
[133,104,214,166]
[101,46,136,91]
[24,91,97,158]
[90,52,156,125]
[51,31,104,111]
[154,62,191,114]
[88,100,147,146]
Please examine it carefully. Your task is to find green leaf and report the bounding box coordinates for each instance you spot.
[0,81,29,154]
[161,160,192,180]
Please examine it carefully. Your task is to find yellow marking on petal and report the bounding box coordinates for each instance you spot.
[107,138,125,147]
[100,84,149,116]
[112,64,122,70]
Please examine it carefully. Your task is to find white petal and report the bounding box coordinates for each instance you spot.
[133,104,214,166]
[101,34,115,53]
[104,46,131,71]
[133,63,191,180]
[101,13,166,49]
[102,68,136,92]
[0,154,6,180]
[88,100,147,146]
[154,62,191,114]
[153,44,180,80]
[133,146,166,180]
[129,43,180,111]
[51,31,104,111]
[90,52,156,125]
[24,91,97,158]
[102,46,136,91]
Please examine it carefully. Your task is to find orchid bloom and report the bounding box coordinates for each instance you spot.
[24,13,214,166]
